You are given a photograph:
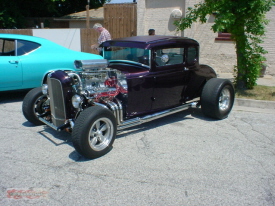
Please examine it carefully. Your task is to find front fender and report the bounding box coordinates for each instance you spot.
[41,68,80,84]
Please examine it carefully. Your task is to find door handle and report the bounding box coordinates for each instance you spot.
[184,67,189,71]
[9,60,19,64]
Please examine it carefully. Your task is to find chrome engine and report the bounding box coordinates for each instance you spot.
[71,59,127,102]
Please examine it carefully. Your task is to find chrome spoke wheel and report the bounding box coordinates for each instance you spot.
[88,117,114,151]
[34,95,48,116]
[72,106,117,159]
[219,87,231,111]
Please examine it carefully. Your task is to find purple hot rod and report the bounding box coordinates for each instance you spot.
[22,35,235,159]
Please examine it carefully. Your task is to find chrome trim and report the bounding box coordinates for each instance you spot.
[94,98,199,130]
[219,87,231,111]
[94,99,124,125]
[48,77,66,127]
[68,72,83,91]
[117,101,199,130]
[94,102,109,110]
[74,59,108,71]
[39,117,59,131]
[94,100,121,125]
[69,119,75,129]
[186,97,200,104]
[39,118,72,131]
[15,40,18,56]
[107,101,120,124]
[114,98,123,124]
[106,99,123,125]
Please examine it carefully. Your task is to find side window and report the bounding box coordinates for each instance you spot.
[187,47,198,65]
[17,40,40,56]
[0,39,15,56]
[155,47,184,67]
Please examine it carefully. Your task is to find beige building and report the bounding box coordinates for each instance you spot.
[55,7,104,28]
[137,0,275,75]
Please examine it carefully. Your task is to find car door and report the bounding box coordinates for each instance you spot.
[183,46,203,101]
[0,39,22,90]
[151,47,188,110]
[126,70,155,117]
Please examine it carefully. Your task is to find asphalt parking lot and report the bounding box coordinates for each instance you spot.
[0,91,275,206]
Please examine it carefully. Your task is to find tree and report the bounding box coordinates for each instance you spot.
[0,0,110,29]
[174,0,275,89]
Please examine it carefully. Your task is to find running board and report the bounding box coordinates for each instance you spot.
[117,101,198,130]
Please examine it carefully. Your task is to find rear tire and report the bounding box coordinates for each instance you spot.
[72,106,117,159]
[201,78,235,119]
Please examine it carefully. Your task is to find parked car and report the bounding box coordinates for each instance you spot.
[0,33,102,91]
[22,35,235,159]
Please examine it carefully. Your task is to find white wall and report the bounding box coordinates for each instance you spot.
[184,4,275,75]
[137,0,184,36]
[32,29,81,52]
[183,14,236,73]
[262,7,275,75]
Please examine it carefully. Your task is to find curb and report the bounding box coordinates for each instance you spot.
[217,74,275,110]
[235,98,275,110]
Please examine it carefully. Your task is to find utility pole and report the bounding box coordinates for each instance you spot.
[86,0,90,28]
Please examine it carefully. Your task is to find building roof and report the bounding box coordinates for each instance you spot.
[55,7,103,21]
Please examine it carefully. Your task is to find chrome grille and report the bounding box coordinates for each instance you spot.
[47,76,66,127]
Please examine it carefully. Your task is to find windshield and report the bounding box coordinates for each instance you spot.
[103,46,150,66]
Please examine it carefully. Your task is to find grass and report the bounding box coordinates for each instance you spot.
[235,85,275,101]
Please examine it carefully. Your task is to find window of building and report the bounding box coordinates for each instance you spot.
[215,29,233,41]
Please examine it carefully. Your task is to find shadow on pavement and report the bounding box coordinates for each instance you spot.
[0,90,30,103]
[20,104,219,162]
[116,107,216,140]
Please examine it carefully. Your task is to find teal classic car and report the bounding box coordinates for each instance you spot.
[0,34,102,91]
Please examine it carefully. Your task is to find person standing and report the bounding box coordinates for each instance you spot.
[91,23,111,56]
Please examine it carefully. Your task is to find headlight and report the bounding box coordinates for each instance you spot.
[72,95,82,108]
[42,84,48,95]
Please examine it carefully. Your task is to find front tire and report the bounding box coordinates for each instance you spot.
[22,87,48,125]
[201,78,235,119]
[72,106,117,159]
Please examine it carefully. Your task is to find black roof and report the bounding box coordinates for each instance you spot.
[102,35,199,49]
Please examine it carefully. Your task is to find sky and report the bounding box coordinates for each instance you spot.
[109,0,136,3]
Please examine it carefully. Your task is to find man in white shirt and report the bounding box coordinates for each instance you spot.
[91,23,112,56]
